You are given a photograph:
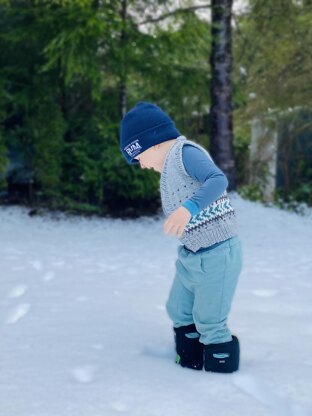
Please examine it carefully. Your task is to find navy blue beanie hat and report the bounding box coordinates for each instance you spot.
[120,101,181,164]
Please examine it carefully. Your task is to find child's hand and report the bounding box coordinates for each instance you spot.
[163,206,191,238]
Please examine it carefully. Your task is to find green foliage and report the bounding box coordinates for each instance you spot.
[0,80,9,188]
[233,0,312,117]
[26,92,67,197]
[38,0,107,101]
[233,130,250,186]
[237,183,264,203]
[232,1,312,207]
[276,107,312,206]
[274,188,312,216]
[127,12,212,138]
[0,142,8,188]
[0,0,311,215]
[0,1,215,216]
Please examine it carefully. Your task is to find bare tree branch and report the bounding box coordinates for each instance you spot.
[137,3,212,26]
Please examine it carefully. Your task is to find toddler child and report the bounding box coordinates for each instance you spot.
[120,101,243,373]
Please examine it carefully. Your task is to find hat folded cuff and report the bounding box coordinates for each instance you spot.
[121,123,180,164]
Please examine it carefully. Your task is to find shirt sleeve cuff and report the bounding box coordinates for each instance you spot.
[182,200,200,217]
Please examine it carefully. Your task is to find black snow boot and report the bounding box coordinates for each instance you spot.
[204,335,240,373]
[173,324,203,370]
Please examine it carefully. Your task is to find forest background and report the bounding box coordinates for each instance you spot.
[0,0,311,218]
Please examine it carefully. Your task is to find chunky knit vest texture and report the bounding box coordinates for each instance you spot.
[160,136,238,252]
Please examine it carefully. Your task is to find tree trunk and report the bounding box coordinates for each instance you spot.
[209,0,236,190]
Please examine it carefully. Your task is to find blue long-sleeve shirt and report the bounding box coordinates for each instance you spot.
[181,145,228,216]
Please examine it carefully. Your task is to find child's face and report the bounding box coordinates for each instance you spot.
[134,139,176,173]
[134,145,161,172]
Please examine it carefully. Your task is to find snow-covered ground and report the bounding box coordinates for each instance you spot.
[0,194,311,416]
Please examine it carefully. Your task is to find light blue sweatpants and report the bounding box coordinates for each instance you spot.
[166,236,243,345]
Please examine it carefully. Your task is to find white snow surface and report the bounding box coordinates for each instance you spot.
[0,193,312,416]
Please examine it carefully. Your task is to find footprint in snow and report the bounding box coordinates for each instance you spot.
[7,285,27,298]
[5,303,31,324]
[42,271,55,282]
[11,266,27,271]
[71,365,97,383]
[142,344,174,360]
[91,344,104,350]
[51,260,65,268]
[76,296,89,302]
[252,289,279,298]
[29,260,43,271]
[109,402,129,413]
[232,374,310,416]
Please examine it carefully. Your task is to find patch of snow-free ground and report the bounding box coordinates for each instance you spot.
[0,193,311,416]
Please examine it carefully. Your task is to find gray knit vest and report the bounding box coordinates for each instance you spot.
[160,135,238,252]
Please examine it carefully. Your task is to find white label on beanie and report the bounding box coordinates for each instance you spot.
[124,139,142,158]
